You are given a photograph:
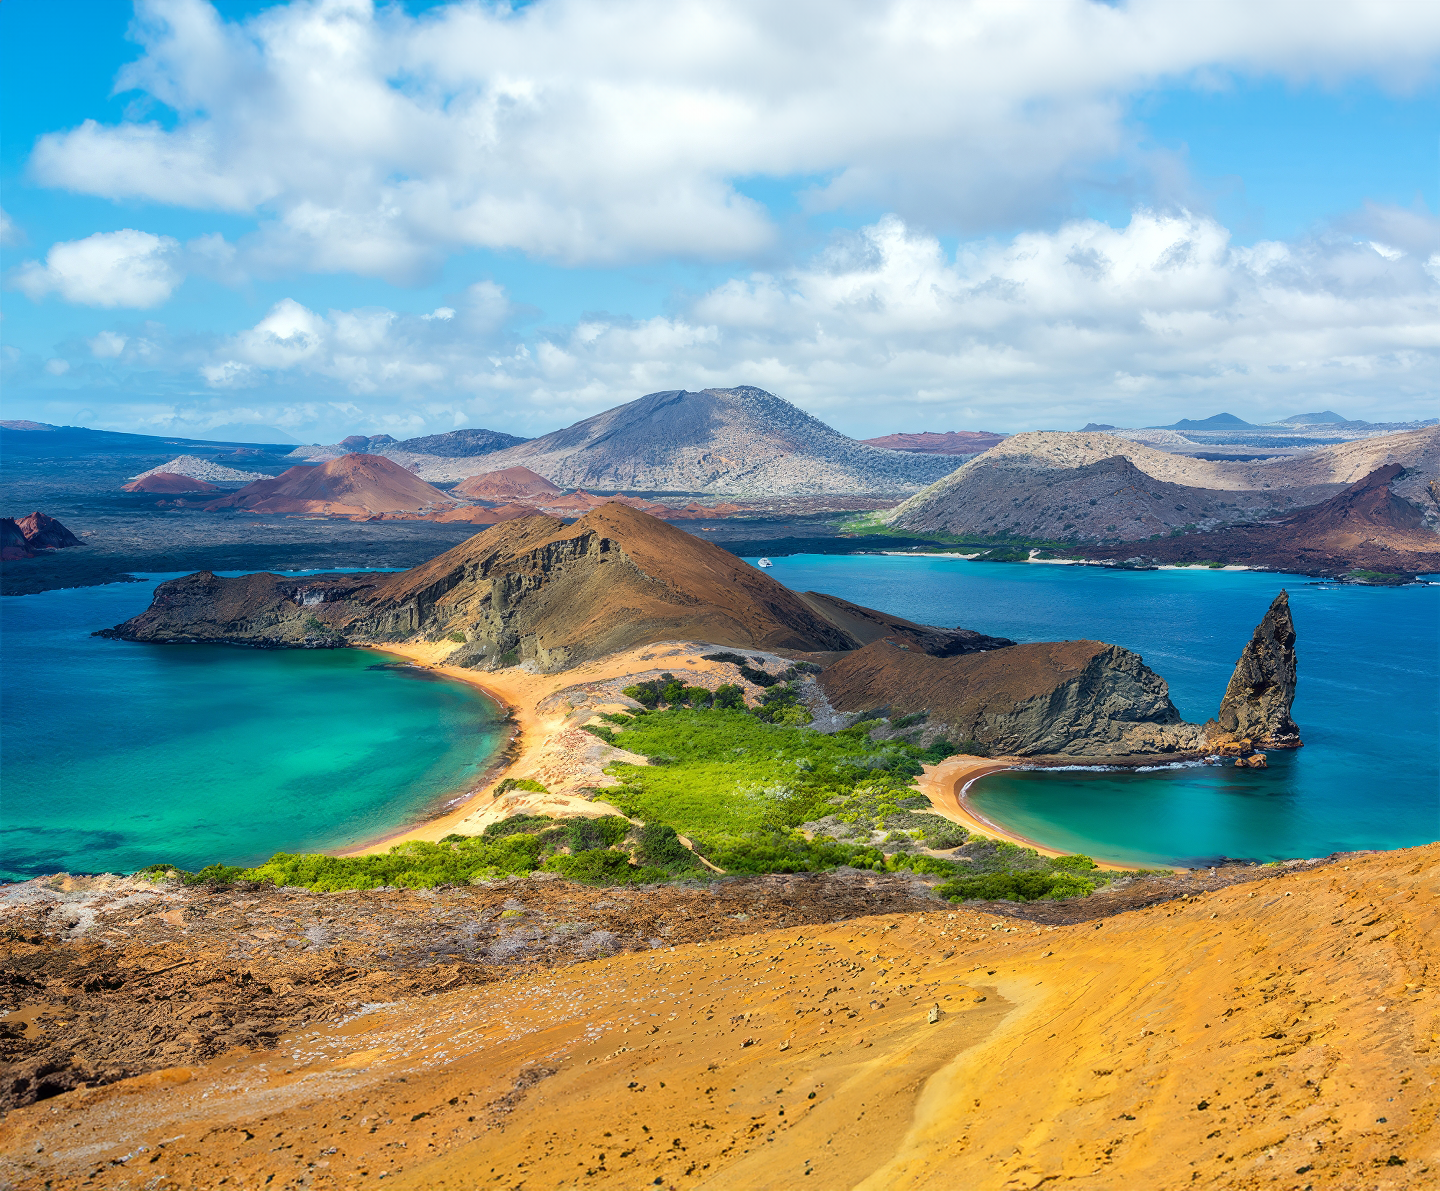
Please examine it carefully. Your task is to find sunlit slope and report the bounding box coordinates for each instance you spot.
[4,845,1434,1190]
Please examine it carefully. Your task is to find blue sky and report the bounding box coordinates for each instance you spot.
[2,0,1437,442]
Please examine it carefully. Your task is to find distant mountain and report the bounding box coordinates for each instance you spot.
[1160,413,1257,430]
[204,423,303,444]
[397,387,959,496]
[205,454,456,517]
[129,456,270,485]
[1080,423,1116,431]
[1276,411,1349,425]
[122,472,222,494]
[454,466,564,502]
[882,427,1440,541]
[859,431,1005,455]
[385,428,530,458]
[0,422,298,459]
[1080,465,1440,576]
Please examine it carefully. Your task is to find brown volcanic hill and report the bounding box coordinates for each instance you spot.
[861,430,1006,454]
[15,511,82,549]
[395,386,959,496]
[106,505,1015,670]
[417,502,543,524]
[885,426,1440,541]
[453,465,563,502]
[1080,465,1440,577]
[204,454,455,516]
[121,472,220,494]
[109,504,859,664]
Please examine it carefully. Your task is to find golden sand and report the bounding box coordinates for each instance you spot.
[5,844,1434,1190]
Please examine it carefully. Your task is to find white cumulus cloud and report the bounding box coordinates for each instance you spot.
[12,229,182,308]
[26,0,1440,279]
[50,208,1411,435]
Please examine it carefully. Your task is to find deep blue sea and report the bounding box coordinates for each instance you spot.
[750,554,1440,867]
[0,574,505,881]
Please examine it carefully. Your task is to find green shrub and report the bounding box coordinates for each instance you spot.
[566,815,630,852]
[712,683,746,710]
[1049,853,1098,872]
[482,813,557,839]
[954,739,992,757]
[683,686,713,707]
[637,822,699,869]
[494,777,548,795]
[447,631,467,643]
[936,870,1062,902]
[891,712,928,730]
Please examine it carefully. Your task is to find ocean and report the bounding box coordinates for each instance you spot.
[0,573,505,881]
[752,554,1440,867]
[3,557,1435,878]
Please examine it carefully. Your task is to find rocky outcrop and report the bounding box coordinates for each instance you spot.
[16,512,82,549]
[1214,590,1301,748]
[819,638,1206,757]
[2,511,83,557]
[819,592,1300,759]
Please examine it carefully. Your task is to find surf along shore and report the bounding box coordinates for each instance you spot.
[341,643,1147,871]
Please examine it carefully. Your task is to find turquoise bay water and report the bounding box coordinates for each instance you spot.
[0,575,505,881]
[752,555,1440,867]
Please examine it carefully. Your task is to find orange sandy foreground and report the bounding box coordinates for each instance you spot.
[4,846,1436,1191]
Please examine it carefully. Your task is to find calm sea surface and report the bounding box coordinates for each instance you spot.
[3,558,1436,877]
[751,554,1440,867]
[0,574,505,881]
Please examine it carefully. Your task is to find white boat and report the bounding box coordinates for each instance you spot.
[757,557,773,568]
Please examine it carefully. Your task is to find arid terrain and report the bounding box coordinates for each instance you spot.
[2,844,1434,1190]
[885,427,1440,542]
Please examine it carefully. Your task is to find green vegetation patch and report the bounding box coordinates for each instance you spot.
[145,706,1166,901]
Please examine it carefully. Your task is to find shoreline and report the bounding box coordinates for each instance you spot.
[337,646,1185,871]
[336,642,784,857]
[916,755,1173,873]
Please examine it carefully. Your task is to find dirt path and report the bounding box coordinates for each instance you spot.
[4,844,1434,1190]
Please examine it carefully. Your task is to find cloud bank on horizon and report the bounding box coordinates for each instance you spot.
[3,0,1438,441]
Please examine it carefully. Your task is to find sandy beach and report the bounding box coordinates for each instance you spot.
[915,754,1151,872]
[341,642,1156,871]
[340,641,791,856]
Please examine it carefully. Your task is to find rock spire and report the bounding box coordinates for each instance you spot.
[1215,590,1301,748]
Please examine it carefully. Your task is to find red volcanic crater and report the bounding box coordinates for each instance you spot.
[205,454,455,516]
[122,472,222,494]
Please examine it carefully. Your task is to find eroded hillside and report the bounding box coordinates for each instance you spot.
[885,427,1440,541]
